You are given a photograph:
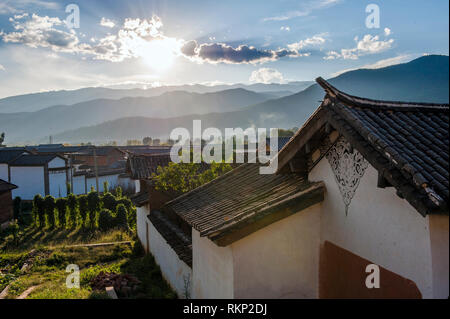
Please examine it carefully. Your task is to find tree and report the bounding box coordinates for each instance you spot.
[13,197,21,220]
[77,194,88,226]
[102,192,117,211]
[115,204,128,229]
[152,161,232,194]
[67,193,78,227]
[87,190,100,227]
[142,136,152,145]
[33,194,45,227]
[103,180,109,193]
[0,132,4,146]
[55,198,68,228]
[44,195,56,228]
[98,209,114,231]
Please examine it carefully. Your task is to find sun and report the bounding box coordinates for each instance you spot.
[140,38,179,71]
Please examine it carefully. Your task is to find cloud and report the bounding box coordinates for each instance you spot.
[100,17,115,28]
[384,27,392,36]
[0,0,59,14]
[288,33,327,51]
[324,33,394,60]
[263,0,340,22]
[280,26,290,31]
[181,41,307,64]
[1,14,309,65]
[249,68,285,84]
[330,54,414,77]
[0,64,5,71]
[1,14,79,52]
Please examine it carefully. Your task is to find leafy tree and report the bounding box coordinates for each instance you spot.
[55,198,68,228]
[0,132,4,146]
[152,161,232,194]
[77,194,88,226]
[13,197,21,220]
[98,209,114,231]
[142,136,152,145]
[115,204,128,230]
[87,190,100,227]
[102,192,117,211]
[44,195,56,228]
[115,186,123,198]
[67,193,78,227]
[103,181,109,193]
[32,194,45,227]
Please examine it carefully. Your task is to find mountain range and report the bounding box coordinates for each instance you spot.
[1,55,448,145]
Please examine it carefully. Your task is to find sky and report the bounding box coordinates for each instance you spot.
[0,0,448,98]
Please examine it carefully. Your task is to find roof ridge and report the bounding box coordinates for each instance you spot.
[316,77,449,111]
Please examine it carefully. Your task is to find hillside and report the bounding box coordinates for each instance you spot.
[0,89,277,143]
[52,55,449,144]
[0,81,312,113]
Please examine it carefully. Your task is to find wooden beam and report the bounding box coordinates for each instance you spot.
[276,107,328,174]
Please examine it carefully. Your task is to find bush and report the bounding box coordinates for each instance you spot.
[33,194,45,228]
[13,197,21,220]
[101,192,117,211]
[55,198,68,228]
[98,209,114,231]
[87,190,100,227]
[77,195,88,226]
[115,204,128,230]
[44,195,56,228]
[67,193,78,227]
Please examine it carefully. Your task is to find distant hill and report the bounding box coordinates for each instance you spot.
[51,55,449,144]
[0,81,313,113]
[0,88,277,143]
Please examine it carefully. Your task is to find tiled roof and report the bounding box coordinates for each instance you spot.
[126,154,171,179]
[0,179,17,193]
[9,154,65,166]
[130,191,149,207]
[119,145,171,155]
[148,210,192,267]
[163,163,324,240]
[266,136,292,152]
[316,77,449,215]
[0,149,30,164]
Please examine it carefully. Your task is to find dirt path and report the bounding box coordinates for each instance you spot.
[0,284,10,299]
[17,285,39,299]
[63,241,132,248]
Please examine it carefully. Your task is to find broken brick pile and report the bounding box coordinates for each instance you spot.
[90,272,141,297]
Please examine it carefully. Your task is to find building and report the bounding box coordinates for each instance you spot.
[0,179,18,227]
[9,154,69,200]
[72,147,126,167]
[0,148,31,181]
[135,78,448,299]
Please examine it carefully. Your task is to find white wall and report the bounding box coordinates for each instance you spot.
[231,203,321,299]
[137,206,149,252]
[86,174,119,192]
[48,157,66,168]
[10,166,45,200]
[309,156,434,298]
[192,229,234,299]
[0,164,8,181]
[49,170,67,198]
[148,220,193,298]
[136,206,192,298]
[72,175,86,195]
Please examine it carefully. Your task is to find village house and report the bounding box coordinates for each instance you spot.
[9,154,69,200]
[0,148,31,181]
[0,179,18,227]
[134,78,448,299]
[72,146,126,167]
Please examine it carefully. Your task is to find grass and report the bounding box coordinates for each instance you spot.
[0,225,176,299]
